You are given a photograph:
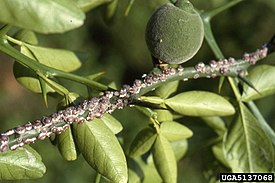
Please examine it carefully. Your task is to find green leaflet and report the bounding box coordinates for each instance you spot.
[242,65,275,101]
[13,61,55,94]
[74,120,127,183]
[100,114,123,134]
[155,109,174,122]
[0,0,85,33]
[223,103,275,172]
[201,116,227,136]
[145,139,188,163]
[139,139,187,182]
[56,93,79,161]
[14,30,38,45]
[128,168,141,183]
[165,91,235,116]
[171,139,188,161]
[139,96,164,105]
[25,44,82,72]
[129,127,157,157]
[127,158,143,183]
[0,146,46,180]
[75,0,112,12]
[103,0,119,23]
[160,121,193,141]
[154,80,179,99]
[57,126,78,161]
[13,44,82,94]
[57,92,82,107]
[128,156,162,183]
[212,142,230,168]
[152,134,177,183]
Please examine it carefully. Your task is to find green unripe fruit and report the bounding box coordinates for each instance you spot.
[145,0,204,64]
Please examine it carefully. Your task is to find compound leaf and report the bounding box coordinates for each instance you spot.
[223,103,275,172]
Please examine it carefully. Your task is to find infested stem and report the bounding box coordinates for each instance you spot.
[0,44,271,152]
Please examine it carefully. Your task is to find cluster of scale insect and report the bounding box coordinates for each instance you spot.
[194,45,268,79]
[0,45,269,152]
[0,69,172,152]
[194,56,238,79]
[242,46,268,64]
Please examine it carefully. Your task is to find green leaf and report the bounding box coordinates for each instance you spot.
[223,103,275,172]
[155,109,174,122]
[128,168,141,183]
[58,92,83,109]
[74,120,127,183]
[128,158,143,183]
[154,80,179,99]
[201,116,226,136]
[139,96,164,105]
[14,30,38,45]
[171,139,188,161]
[242,65,275,101]
[14,43,81,94]
[129,127,157,157]
[100,114,123,134]
[57,126,78,161]
[25,44,82,72]
[13,62,55,93]
[75,0,112,12]
[165,91,235,116]
[37,71,70,96]
[152,134,177,183]
[0,0,85,33]
[212,142,230,168]
[129,157,162,183]
[0,146,46,180]
[103,0,118,23]
[160,121,193,141]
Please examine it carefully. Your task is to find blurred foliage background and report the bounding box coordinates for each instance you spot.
[0,0,274,182]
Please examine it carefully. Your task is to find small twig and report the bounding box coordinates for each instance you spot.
[0,44,270,152]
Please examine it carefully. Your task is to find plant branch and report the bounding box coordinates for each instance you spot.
[201,0,244,94]
[204,0,243,19]
[0,43,271,152]
[0,36,109,91]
